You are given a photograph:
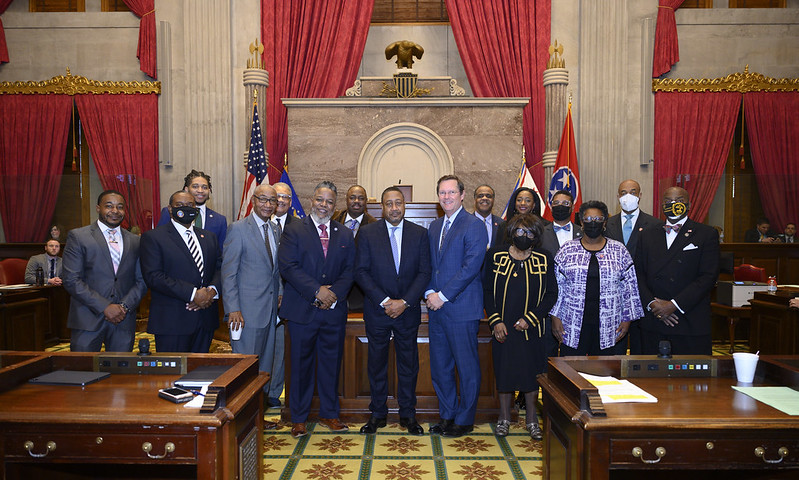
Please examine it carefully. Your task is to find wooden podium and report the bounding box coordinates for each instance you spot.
[0,351,267,479]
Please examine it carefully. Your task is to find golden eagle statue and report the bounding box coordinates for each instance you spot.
[385,41,424,69]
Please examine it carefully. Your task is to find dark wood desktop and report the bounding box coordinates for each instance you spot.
[0,351,267,479]
[539,355,799,480]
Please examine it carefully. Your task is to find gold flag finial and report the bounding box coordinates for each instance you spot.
[283,153,288,169]
[547,40,565,69]
[247,39,265,70]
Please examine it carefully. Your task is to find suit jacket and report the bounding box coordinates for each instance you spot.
[635,219,719,336]
[427,209,487,322]
[221,215,281,328]
[158,205,227,248]
[25,253,62,284]
[474,213,505,248]
[540,222,582,258]
[140,223,222,335]
[777,234,796,243]
[277,216,356,324]
[606,210,663,259]
[332,210,377,236]
[62,224,147,332]
[355,219,431,324]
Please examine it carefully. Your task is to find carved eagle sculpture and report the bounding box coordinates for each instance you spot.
[385,41,424,69]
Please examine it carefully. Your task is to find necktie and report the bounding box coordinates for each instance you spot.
[194,210,203,229]
[663,223,682,234]
[319,224,329,258]
[49,258,56,279]
[439,218,451,251]
[485,217,492,247]
[263,224,274,265]
[623,214,634,245]
[186,230,204,278]
[554,223,571,233]
[390,226,400,273]
[108,229,121,273]
[349,218,359,236]
[275,218,283,239]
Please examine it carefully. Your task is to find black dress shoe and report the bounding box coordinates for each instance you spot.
[359,416,387,434]
[429,418,454,435]
[399,417,424,436]
[443,423,474,438]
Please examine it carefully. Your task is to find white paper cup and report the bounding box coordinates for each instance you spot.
[732,352,759,384]
[229,324,242,341]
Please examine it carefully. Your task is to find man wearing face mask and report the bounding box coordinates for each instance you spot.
[634,187,719,355]
[157,170,228,249]
[540,190,582,259]
[605,180,663,354]
[141,191,222,353]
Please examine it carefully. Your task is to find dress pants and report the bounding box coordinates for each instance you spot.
[428,317,480,425]
[70,321,135,352]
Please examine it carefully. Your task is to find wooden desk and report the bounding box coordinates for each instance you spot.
[539,355,799,480]
[710,302,752,353]
[750,288,799,355]
[0,286,71,350]
[0,352,267,479]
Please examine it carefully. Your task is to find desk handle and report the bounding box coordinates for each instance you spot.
[632,446,666,464]
[24,440,56,458]
[754,446,788,464]
[142,441,175,459]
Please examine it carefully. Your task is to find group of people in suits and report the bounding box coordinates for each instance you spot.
[744,217,796,243]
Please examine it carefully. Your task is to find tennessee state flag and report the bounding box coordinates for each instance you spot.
[544,102,582,222]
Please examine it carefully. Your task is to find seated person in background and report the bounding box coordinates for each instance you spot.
[25,239,63,285]
[744,217,777,243]
[777,223,796,244]
[49,224,63,242]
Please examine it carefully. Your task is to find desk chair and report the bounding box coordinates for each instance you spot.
[733,263,767,283]
[0,258,28,284]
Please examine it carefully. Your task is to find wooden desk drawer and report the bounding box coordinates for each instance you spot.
[4,432,197,462]
[611,438,799,467]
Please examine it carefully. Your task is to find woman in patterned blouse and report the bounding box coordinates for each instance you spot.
[550,201,644,355]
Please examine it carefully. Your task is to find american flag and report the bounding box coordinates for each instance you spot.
[237,102,267,220]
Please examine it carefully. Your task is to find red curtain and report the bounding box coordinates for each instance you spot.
[653,91,740,222]
[261,0,374,183]
[75,94,160,232]
[652,0,685,77]
[0,94,72,242]
[0,0,14,63]
[744,91,799,231]
[445,0,550,194]
[122,0,156,79]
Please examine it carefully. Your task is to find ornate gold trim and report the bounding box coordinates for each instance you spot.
[652,65,799,93]
[0,68,161,95]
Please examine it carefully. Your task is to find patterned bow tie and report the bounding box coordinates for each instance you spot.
[554,224,571,232]
[663,223,682,234]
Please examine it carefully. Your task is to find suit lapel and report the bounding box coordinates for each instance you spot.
[166,224,199,275]
[439,210,465,256]
[90,224,116,273]
[304,217,326,261]
[247,216,272,268]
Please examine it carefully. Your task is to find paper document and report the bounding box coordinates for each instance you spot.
[732,386,799,415]
[184,385,208,408]
[579,373,658,403]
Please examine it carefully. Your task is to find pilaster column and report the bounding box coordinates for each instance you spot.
[543,41,569,184]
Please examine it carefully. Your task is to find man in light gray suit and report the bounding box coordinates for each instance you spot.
[25,239,63,285]
[222,184,284,411]
[62,190,147,352]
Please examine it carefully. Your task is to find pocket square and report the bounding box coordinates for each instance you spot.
[683,243,698,251]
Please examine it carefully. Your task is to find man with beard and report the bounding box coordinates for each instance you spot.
[25,239,63,285]
[635,187,719,355]
[472,185,504,249]
[332,184,377,311]
[62,190,147,352]
[157,170,228,248]
[278,181,356,439]
[141,191,222,353]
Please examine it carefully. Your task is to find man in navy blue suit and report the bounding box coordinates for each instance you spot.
[425,175,488,437]
[157,170,228,248]
[355,187,431,435]
[141,191,222,353]
[473,184,505,249]
[278,181,356,439]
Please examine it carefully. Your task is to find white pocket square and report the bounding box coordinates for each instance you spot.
[683,243,698,251]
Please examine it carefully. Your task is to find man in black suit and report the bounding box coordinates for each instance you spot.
[605,179,663,354]
[355,187,431,435]
[635,186,719,355]
[744,217,777,243]
[141,191,222,353]
[332,185,377,312]
[157,170,228,248]
[473,184,505,249]
[278,181,356,439]
[272,182,295,233]
[778,223,796,243]
[539,189,581,258]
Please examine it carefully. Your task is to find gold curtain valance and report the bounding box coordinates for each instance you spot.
[0,68,160,95]
[652,65,799,93]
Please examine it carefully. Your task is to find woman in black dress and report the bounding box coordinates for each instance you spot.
[484,213,557,439]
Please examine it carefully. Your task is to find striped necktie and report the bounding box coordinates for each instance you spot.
[439,219,450,251]
[185,230,204,278]
[319,224,329,258]
[108,229,121,273]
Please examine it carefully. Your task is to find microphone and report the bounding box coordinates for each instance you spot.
[658,340,672,359]
[137,337,152,356]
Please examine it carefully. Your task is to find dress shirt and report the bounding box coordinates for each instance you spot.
[427,207,464,304]
[554,221,574,247]
[345,213,364,235]
[97,220,125,258]
[474,212,493,247]
[664,216,688,250]
[310,215,336,308]
[380,221,405,307]
[273,213,288,231]
[171,219,217,301]
[197,204,207,227]
[252,214,277,262]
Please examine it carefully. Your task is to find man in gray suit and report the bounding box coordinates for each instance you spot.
[222,184,284,411]
[25,239,63,285]
[62,190,147,352]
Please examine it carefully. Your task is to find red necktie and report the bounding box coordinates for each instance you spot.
[319,224,329,258]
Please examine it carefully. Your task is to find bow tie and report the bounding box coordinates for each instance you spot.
[554,224,571,233]
[663,223,682,234]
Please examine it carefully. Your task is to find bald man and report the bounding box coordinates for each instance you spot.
[634,187,719,355]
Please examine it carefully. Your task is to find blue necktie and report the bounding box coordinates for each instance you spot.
[390,226,400,273]
[554,223,571,233]
[623,214,634,245]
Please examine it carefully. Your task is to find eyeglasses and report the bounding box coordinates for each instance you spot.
[253,196,276,204]
[514,228,535,239]
[551,200,572,207]
[582,216,605,223]
[276,193,291,201]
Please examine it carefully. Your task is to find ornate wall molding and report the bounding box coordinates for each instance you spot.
[0,68,161,95]
[652,66,799,93]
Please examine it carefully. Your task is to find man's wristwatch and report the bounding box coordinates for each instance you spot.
[401,299,411,308]
[119,302,130,313]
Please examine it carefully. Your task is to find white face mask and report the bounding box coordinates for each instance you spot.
[619,193,639,212]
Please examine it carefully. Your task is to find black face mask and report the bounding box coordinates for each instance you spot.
[551,205,572,222]
[512,235,534,251]
[582,221,604,239]
[662,201,688,221]
[171,206,199,224]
